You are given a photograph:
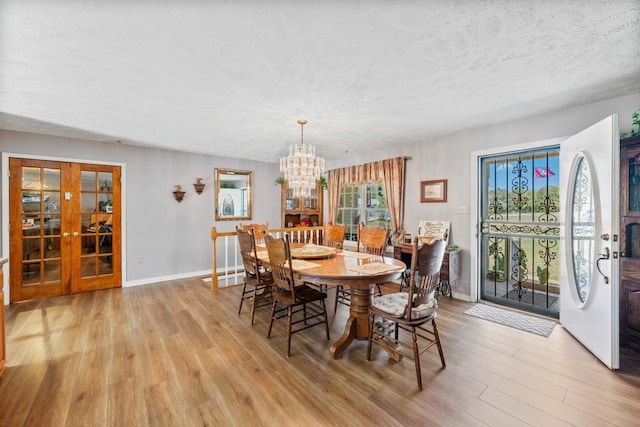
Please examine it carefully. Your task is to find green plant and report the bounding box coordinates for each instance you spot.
[536,266,549,285]
[621,109,640,139]
[274,177,286,186]
[488,242,505,272]
[317,175,327,190]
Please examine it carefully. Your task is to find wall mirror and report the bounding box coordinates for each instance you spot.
[215,168,252,221]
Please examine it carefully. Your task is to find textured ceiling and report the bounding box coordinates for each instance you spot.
[1,1,639,163]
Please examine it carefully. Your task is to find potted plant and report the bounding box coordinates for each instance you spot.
[536,266,549,287]
[620,109,639,139]
[486,244,506,282]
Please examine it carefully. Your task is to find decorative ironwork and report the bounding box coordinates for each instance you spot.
[480,147,561,318]
[537,193,558,222]
[572,249,591,302]
[570,155,595,304]
[510,245,529,300]
[511,158,529,212]
[484,222,560,237]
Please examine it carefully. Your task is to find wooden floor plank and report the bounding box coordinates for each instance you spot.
[1,278,639,426]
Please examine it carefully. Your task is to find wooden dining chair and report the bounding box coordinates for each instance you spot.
[238,222,269,245]
[264,234,330,357]
[307,223,346,301]
[335,223,388,310]
[324,223,346,249]
[367,237,447,390]
[236,226,274,325]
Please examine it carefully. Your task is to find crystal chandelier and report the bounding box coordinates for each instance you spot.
[280,119,325,198]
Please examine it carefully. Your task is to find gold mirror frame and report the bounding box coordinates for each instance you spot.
[215,168,252,221]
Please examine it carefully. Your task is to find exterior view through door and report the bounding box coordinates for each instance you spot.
[479,147,561,319]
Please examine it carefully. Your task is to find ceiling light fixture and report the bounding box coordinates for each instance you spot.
[279,119,325,198]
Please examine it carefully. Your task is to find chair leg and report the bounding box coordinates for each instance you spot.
[335,286,352,310]
[286,307,293,357]
[322,300,330,340]
[303,304,308,325]
[267,301,276,338]
[367,314,376,361]
[376,283,382,296]
[250,291,256,325]
[412,328,423,391]
[238,282,248,315]
[432,319,446,368]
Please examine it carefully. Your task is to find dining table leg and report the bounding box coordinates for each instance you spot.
[330,284,374,359]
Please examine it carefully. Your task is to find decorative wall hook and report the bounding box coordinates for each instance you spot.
[194,177,206,194]
[173,185,186,202]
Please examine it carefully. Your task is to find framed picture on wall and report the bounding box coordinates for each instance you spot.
[420,179,447,203]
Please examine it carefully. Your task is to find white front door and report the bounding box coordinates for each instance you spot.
[559,115,619,369]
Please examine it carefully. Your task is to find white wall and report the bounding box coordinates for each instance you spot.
[0,133,282,295]
[2,92,639,301]
[327,92,640,299]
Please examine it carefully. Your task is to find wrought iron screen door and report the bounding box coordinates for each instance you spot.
[479,146,561,318]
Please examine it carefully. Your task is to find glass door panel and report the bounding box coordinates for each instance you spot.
[79,170,113,280]
[9,159,69,301]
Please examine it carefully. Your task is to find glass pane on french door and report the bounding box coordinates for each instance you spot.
[479,146,561,318]
[21,166,62,285]
[80,169,114,278]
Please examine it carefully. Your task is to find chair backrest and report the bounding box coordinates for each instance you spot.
[324,223,346,249]
[264,234,297,298]
[236,226,261,279]
[357,222,387,256]
[239,223,269,244]
[407,237,447,319]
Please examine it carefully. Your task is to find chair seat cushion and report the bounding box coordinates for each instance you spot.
[372,292,438,319]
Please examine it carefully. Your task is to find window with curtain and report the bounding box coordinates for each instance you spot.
[328,156,406,245]
[337,183,390,242]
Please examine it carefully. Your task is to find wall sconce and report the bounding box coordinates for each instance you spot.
[194,177,206,194]
[173,185,186,203]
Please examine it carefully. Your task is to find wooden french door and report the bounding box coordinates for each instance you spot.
[9,158,121,302]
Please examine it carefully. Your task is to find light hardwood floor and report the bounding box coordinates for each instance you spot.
[1,278,639,426]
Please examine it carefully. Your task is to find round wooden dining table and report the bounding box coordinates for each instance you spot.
[292,249,406,359]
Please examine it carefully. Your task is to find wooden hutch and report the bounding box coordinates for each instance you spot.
[620,134,640,350]
[281,182,323,228]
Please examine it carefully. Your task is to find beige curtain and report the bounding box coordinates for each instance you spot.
[327,157,406,242]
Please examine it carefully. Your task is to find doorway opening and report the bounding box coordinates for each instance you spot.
[7,157,122,302]
[479,146,561,318]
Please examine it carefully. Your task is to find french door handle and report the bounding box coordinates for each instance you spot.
[73,232,79,237]
[63,232,70,238]
[596,247,610,285]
